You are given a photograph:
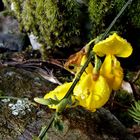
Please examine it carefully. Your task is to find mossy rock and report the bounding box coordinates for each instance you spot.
[2,0,82,50]
[0,67,52,97]
[88,0,140,38]
[2,0,140,53]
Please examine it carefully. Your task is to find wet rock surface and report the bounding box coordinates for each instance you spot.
[0,33,29,52]
[0,67,53,140]
[0,67,51,98]
[0,67,137,140]
[0,11,30,52]
[0,12,19,34]
[0,4,138,140]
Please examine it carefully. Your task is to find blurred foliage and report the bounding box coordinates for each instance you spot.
[88,0,114,35]
[2,0,140,55]
[109,89,135,127]
[3,0,82,49]
[88,0,140,37]
[115,90,133,105]
[128,100,140,124]
[53,115,64,131]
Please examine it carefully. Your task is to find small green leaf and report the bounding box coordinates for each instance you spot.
[53,116,64,131]
[128,100,140,124]
[56,98,69,113]
[34,97,59,105]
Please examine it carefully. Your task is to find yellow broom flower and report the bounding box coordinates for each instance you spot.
[93,33,132,57]
[93,33,133,90]
[44,82,73,109]
[73,55,111,112]
[74,73,111,112]
[43,55,111,112]
[38,33,132,112]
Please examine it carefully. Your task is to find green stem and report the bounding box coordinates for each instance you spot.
[94,55,102,73]
[101,0,133,40]
[63,0,133,100]
[38,0,133,139]
[63,51,94,99]
[38,113,56,139]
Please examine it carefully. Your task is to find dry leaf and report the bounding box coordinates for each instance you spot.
[64,48,86,74]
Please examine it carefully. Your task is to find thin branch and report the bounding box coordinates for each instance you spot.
[63,51,94,99]
[38,113,56,139]
[37,0,133,139]
[101,0,133,40]
[62,0,133,100]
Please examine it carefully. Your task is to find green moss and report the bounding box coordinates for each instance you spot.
[2,0,140,54]
[2,0,11,10]
[114,0,140,28]
[3,0,81,50]
[88,0,140,37]
[88,0,113,36]
[127,0,140,28]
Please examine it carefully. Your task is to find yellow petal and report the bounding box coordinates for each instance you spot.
[80,55,94,74]
[100,55,123,90]
[78,55,94,79]
[86,75,111,111]
[93,33,133,57]
[74,74,93,100]
[74,75,111,112]
[44,82,72,109]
